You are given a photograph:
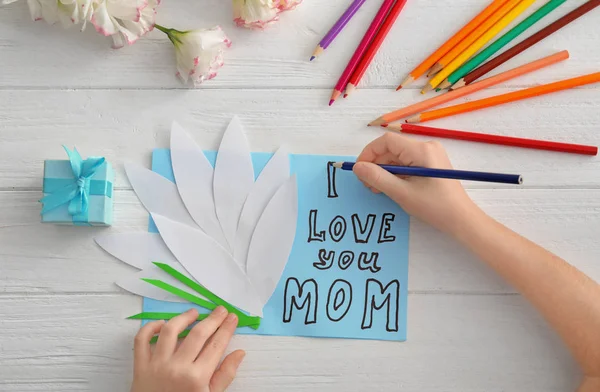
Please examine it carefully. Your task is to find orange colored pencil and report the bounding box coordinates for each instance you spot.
[344,0,409,98]
[397,0,511,90]
[372,51,569,125]
[426,0,522,85]
[406,72,600,123]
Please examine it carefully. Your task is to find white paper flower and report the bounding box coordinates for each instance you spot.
[95,117,298,317]
[90,0,159,49]
[233,0,301,30]
[156,25,231,87]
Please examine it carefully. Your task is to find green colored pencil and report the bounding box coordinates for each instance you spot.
[442,0,567,88]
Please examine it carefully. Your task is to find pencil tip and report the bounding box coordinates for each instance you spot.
[381,123,388,128]
[310,56,315,61]
[435,88,441,92]
[396,85,402,91]
[328,99,334,106]
[343,94,348,98]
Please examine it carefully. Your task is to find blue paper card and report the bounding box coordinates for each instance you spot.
[144,149,410,341]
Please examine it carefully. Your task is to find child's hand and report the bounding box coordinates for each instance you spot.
[130,307,245,392]
[353,133,478,236]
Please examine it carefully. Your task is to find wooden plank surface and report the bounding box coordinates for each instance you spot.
[0,89,598,189]
[0,0,598,89]
[0,294,580,392]
[0,0,598,390]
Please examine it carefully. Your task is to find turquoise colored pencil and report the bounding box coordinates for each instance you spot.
[441,0,567,89]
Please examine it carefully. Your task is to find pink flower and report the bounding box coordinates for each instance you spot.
[232,0,301,30]
[156,25,231,87]
[90,0,160,48]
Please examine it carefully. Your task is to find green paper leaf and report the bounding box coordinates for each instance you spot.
[141,276,260,330]
[153,262,242,316]
[128,311,260,328]
[142,278,217,309]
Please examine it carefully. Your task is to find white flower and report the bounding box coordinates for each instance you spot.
[3,0,159,48]
[157,25,231,87]
[3,0,92,27]
[233,0,301,30]
[277,0,301,12]
[96,118,298,317]
[90,0,159,48]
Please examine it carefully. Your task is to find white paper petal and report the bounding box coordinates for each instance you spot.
[125,162,197,228]
[152,213,264,316]
[95,232,180,270]
[170,122,229,250]
[213,116,255,250]
[233,146,290,270]
[246,176,298,305]
[116,269,190,303]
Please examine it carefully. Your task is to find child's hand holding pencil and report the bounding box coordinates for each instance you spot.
[350,133,482,236]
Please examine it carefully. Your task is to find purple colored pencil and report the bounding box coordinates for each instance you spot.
[310,0,368,61]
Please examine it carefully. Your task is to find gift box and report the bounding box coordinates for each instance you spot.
[40,147,114,226]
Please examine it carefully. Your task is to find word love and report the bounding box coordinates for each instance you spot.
[307,210,396,244]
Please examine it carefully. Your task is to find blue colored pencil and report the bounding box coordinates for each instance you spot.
[332,162,522,185]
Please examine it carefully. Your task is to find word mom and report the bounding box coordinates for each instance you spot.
[282,277,400,332]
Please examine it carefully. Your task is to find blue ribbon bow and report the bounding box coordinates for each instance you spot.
[40,146,106,222]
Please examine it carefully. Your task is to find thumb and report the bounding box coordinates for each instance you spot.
[353,162,410,203]
[209,350,245,392]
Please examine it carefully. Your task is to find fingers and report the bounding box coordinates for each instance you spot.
[196,313,239,372]
[154,308,199,360]
[134,320,165,370]
[356,133,421,165]
[209,350,246,392]
[176,306,229,362]
[353,162,410,204]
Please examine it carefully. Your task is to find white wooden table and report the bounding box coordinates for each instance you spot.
[1,1,599,391]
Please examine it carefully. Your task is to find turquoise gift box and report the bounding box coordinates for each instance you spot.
[40,147,114,226]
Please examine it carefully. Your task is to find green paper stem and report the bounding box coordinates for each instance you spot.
[141,278,260,330]
[151,262,261,328]
[142,278,216,309]
[128,312,260,328]
[150,329,191,344]
[447,0,567,85]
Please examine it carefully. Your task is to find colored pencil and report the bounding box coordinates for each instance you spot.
[423,0,521,87]
[423,0,536,94]
[344,0,410,98]
[329,0,396,106]
[454,0,600,88]
[333,161,522,184]
[408,72,600,123]
[386,123,598,156]
[396,0,512,90]
[370,51,568,126]
[440,0,567,90]
[311,0,368,61]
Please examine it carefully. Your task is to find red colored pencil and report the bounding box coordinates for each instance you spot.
[386,123,598,156]
[344,0,410,98]
[329,0,396,106]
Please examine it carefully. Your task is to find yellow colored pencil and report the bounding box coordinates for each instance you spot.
[423,0,537,94]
